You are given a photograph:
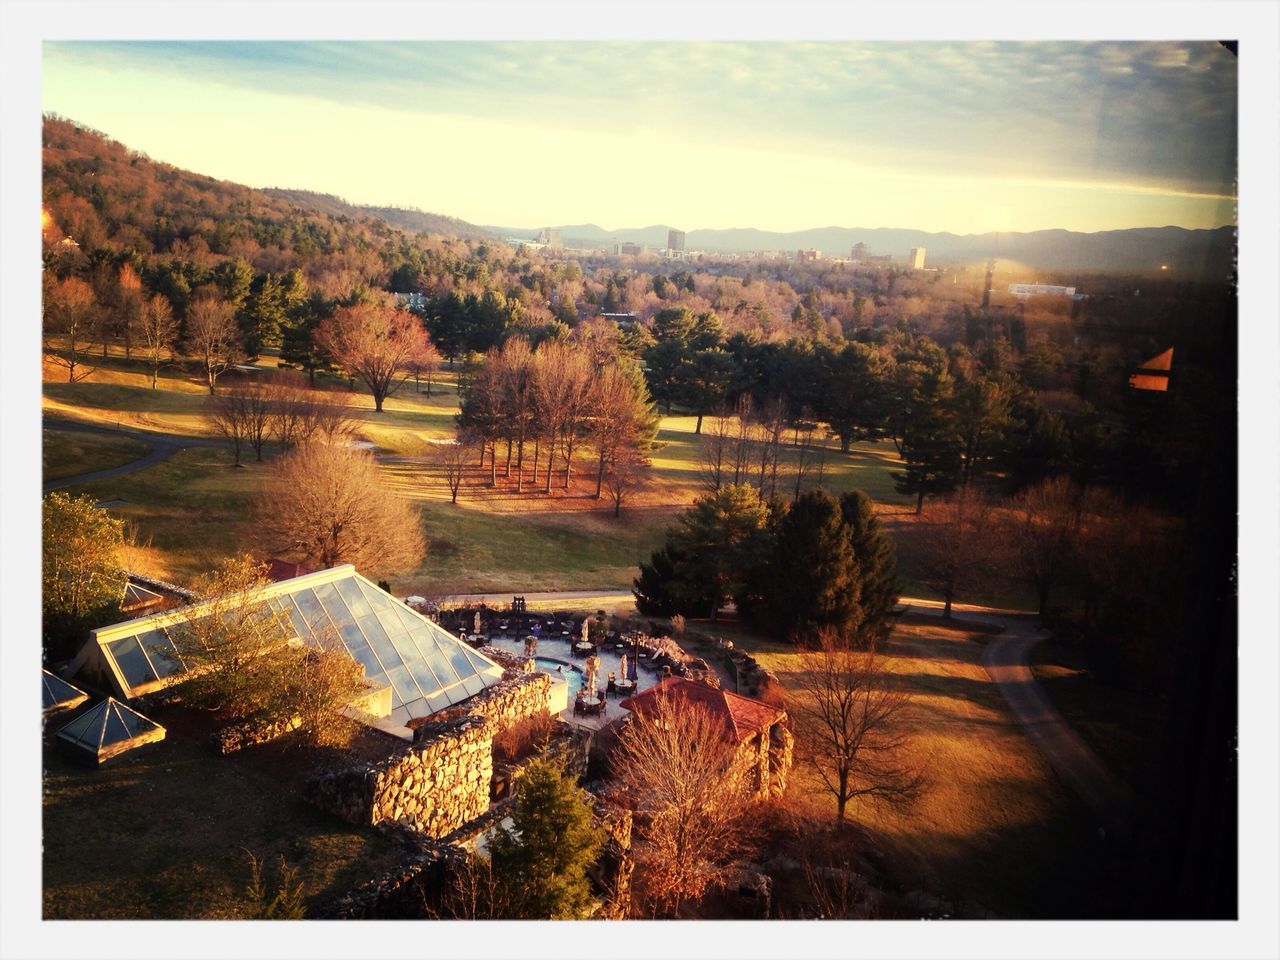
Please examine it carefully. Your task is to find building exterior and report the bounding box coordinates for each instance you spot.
[851,242,868,262]
[619,676,793,798]
[613,241,643,256]
[908,247,927,270]
[667,229,686,252]
[537,227,562,247]
[797,248,820,263]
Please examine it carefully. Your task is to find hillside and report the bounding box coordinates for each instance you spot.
[262,189,494,243]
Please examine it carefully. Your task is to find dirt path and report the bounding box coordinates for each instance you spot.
[42,417,229,493]
[901,599,1135,835]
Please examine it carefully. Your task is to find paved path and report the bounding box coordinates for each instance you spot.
[901,599,1135,835]
[42,417,229,493]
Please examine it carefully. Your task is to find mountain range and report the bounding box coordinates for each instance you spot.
[483,222,1236,278]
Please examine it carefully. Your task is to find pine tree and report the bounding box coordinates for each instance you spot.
[489,756,603,919]
[839,489,900,643]
[893,366,963,513]
[745,489,862,642]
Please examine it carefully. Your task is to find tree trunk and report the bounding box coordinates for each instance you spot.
[695,412,703,434]
[505,438,513,477]
[943,582,954,619]
[595,448,607,499]
[916,490,924,515]
[490,442,497,487]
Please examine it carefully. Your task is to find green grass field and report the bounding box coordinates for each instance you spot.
[43,428,149,481]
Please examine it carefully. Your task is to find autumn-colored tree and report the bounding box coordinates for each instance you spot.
[602,443,651,518]
[315,301,431,412]
[435,434,473,505]
[1009,475,1083,616]
[791,630,922,823]
[43,275,98,383]
[612,691,758,917]
[256,442,425,574]
[589,360,658,501]
[185,293,241,393]
[42,491,126,658]
[208,385,271,465]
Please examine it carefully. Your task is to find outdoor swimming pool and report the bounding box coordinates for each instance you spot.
[534,657,583,699]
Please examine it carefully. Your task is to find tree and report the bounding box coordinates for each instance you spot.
[256,442,425,574]
[743,489,863,643]
[589,359,658,502]
[668,485,772,620]
[435,434,473,505]
[612,690,757,917]
[209,384,272,466]
[1009,475,1081,616]
[186,293,240,393]
[43,275,98,383]
[791,631,921,823]
[916,487,998,618]
[953,375,1015,485]
[285,633,367,749]
[42,492,125,658]
[681,349,738,434]
[602,442,651,518]
[169,556,298,720]
[487,756,603,919]
[838,490,900,643]
[820,341,893,452]
[137,293,178,389]
[315,301,432,412]
[633,543,715,619]
[893,366,963,513]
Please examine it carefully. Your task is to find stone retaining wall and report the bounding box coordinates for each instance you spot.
[305,671,557,839]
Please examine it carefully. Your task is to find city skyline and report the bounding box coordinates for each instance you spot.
[42,41,1237,236]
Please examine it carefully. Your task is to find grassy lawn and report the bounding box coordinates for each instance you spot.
[43,428,150,481]
[696,612,1105,917]
[42,703,405,919]
[59,446,272,584]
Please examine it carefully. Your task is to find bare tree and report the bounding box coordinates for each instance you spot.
[1009,475,1081,616]
[916,487,999,618]
[790,631,922,823]
[137,293,178,389]
[186,294,240,393]
[315,301,431,412]
[435,434,473,505]
[589,360,656,502]
[256,442,425,573]
[698,407,734,493]
[602,444,651,518]
[43,275,98,383]
[612,691,758,917]
[286,626,366,749]
[208,389,249,467]
[407,337,441,396]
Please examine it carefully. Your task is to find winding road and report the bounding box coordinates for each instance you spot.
[42,417,229,493]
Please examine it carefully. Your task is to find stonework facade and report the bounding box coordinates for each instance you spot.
[304,671,558,839]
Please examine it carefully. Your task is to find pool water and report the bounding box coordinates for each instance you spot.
[535,657,584,699]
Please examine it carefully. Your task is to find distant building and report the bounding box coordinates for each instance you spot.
[1008,283,1077,299]
[908,247,926,270]
[537,227,562,247]
[866,254,894,265]
[614,241,643,256]
[850,242,868,262]
[797,249,820,263]
[667,229,686,252]
[393,291,428,311]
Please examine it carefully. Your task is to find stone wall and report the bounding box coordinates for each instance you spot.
[306,671,557,840]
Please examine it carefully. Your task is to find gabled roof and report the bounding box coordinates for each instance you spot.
[264,558,316,583]
[57,697,165,763]
[619,676,785,743]
[42,669,87,713]
[76,564,505,727]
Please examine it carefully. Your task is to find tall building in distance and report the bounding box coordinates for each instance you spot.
[851,242,868,262]
[908,247,926,270]
[667,229,685,252]
[537,227,562,248]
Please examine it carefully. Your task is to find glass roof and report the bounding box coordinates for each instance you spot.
[95,569,505,726]
[57,697,163,754]
[42,669,87,710]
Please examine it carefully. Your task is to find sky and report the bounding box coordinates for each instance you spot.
[41,41,1237,235]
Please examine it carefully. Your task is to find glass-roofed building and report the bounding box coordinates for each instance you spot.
[68,564,506,728]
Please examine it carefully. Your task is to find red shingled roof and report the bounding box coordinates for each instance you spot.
[619,676,784,743]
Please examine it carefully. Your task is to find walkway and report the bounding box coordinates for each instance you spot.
[904,599,1135,835]
[42,417,229,493]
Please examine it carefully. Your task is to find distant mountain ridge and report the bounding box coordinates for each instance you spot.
[486,221,1236,277]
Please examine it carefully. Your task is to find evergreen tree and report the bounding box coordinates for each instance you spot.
[839,489,900,643]
[893,366,963,513]
[743,489,862,642]
[669,485,772,620]
[489,756,603,919]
